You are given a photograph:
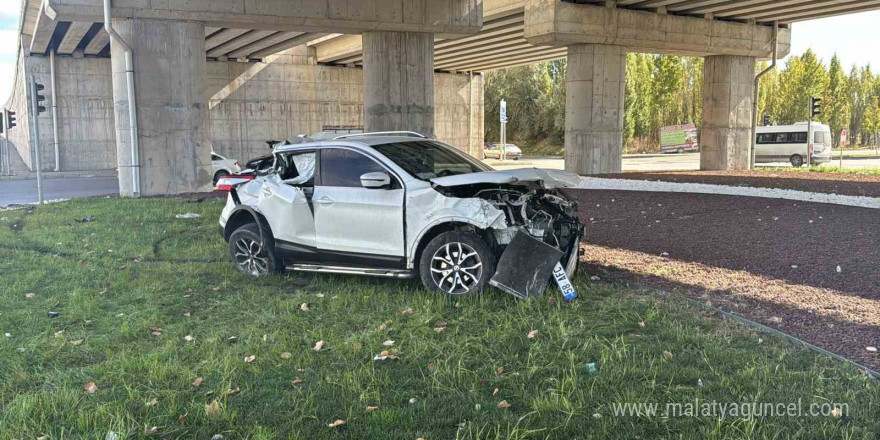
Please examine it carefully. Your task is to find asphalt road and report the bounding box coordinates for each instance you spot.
[0,176,119,206]
[487,153,880,171]
[2,153,878,206]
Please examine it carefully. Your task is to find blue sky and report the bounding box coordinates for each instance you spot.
[2,6,880,105]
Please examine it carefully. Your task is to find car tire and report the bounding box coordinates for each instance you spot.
[213,170,230,186]
[790,155,804,168]
[419,231,496,296]
[228,223,281,276]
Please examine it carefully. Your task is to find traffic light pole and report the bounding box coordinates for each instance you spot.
[807,96,812,168]
[1,111,8,176]
[29,77,44,204]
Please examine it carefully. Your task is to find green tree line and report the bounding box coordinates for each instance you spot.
[484,49,880,153]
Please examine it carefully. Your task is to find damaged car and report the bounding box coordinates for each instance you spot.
[217,134,583,298]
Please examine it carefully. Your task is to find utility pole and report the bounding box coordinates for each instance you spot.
[808,96,821,168]
[30,76,48,204]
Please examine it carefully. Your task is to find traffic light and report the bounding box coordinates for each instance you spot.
[6,111,16,130]
[34,83,47,115]
[762,114,771,126]
[810,96,822,118]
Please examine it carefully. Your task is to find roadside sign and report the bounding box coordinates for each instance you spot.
[500,99,507,123]
[840,129,848,147]
[659,124,699,153]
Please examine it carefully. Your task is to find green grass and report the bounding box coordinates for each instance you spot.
[0,197,878,439]
[762,165,880,175]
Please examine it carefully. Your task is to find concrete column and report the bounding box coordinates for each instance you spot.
[362,31,434,138]
[564,44,625,175]
[700,55,755,170]
[110,18,211,196]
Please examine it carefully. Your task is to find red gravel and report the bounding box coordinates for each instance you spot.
[599,170,880,198]
[567,188,880,371]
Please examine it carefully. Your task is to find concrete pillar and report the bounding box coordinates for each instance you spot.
[564,44,625,175]
[110,18,211,196]
[362,31,434,138]
[700,55,755,170]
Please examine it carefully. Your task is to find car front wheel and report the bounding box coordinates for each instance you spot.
[228,223,281,276]
[419,231,496,295]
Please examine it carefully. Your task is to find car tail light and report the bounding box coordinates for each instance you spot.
[215,174,254,191]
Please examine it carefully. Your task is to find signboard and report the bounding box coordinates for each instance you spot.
[839,129,848,147]
[500,99,507,123]
[659,123,699,153]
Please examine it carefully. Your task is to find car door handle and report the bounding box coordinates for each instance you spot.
[315,196,334,205]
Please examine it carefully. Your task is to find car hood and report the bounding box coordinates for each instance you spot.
[429,168,581,189]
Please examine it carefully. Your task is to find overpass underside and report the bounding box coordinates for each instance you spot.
[5,0,875,195]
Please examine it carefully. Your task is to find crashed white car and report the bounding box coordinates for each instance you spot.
[218,135,583,296]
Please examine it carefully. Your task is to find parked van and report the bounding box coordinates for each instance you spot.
[755,122,832,167]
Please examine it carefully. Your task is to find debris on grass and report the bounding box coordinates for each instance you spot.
[149,327,162,337]
[315,293,325,298]
[527,330,538,339]
[585,362,597,375]
[867,346,878,353]
[83,382,98,393]
[769,317,783,324]
[408,398,417,404]
[327,419,345,428]
[281,352,292,359]
[492,388,500,396]
[373,350,399,361]
[175,213,201,219]
[638,321,645,328]
[146,397,159,406]
[26,292,35,298]
[397,307,414,315]
[697,379,704,387]
[365,406,379,412]
[313,340,325,351]
[590,276,600,281]
[831,407,842,419]
[662,351,674,361]
[205,399,222,418]
[75,215,95,223]
[382,340,395,346]
[227,336,238,343]
[244,355,256,363]
[192,377,203,387]
[497,400,511,409]
[291,377,304,385]
[70,339,84,345]
[183,335,195,342]
[144,426,158,435]
[299,303,309,311]
[47,311,59,318]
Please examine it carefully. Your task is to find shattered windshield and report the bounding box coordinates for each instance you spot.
[373,141,491,181]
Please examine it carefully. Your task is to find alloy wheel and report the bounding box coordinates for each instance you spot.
[234,237,269,275]
[430,242,483,294]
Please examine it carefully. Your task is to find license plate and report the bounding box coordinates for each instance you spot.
[552,262,578,301]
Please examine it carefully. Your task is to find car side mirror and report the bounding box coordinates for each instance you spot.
[360,171,391,189]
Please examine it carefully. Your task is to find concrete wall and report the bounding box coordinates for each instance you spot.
[6,46,484,173]
[4,50,115,173]
[207,46,484,163]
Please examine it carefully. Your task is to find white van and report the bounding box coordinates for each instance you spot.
[755,122,832,167]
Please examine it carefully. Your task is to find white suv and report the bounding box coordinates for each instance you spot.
[218,135,582,295]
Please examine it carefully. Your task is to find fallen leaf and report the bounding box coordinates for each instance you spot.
[222,387,240,397]
[769,316,783,324]
[54,330,65,338]
[300,303,309,311]
[313,341,325,351]
[497,400,511,409]
[185,288,194,294]
[376,323,387,331]
[638,321,646,328]
[434,327,445,333]
[492,388,500,396]
[397,307,414,315]
[291,377,304,385]
[382,340,395,346]
[70,339,84,345]
[144,426,158,435]
[527,330,538,339]
[831,407,842,419]
[263,334,268,341]
[83,381,98,393]
[192,377,203,387]
[149,327,162,337]
[177,412,188,422]
[146,397,159,406]
[205,399,222,418]
[26,292,36,298]
[496,367,504,375]
[662,350,674,360]
[244,355,256,363]
[365,406,379,412]
[316,293,325,298]
[183,311,191,317]
[281,352,292,359]
[453,302,460,308]
[327,419,345,428]
[184,335,195,342]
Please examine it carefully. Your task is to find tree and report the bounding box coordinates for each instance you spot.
[824,54,850,146]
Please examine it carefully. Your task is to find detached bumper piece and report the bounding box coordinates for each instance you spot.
[489,231,564,300]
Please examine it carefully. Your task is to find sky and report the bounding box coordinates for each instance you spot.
[1,5,880,105]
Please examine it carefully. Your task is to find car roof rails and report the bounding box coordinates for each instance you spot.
[333,131,427,140]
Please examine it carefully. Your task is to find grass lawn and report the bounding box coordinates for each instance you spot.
[762,165,880,175]
[0,197,877,439]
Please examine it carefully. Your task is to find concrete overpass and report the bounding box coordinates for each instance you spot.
[3,0,879,196]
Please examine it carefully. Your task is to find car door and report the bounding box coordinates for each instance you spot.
[312,147,405,268]
[256,151,318,262]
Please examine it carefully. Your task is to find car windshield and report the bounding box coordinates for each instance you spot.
[373,141,492,180]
